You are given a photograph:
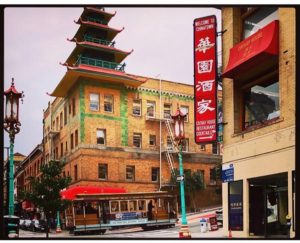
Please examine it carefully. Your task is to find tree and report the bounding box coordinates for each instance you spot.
[170,169,205,212]
[19,160,71,238]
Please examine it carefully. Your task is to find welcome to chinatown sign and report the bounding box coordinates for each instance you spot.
[193,15,218,144]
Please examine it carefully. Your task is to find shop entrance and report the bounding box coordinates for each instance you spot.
[249,172,288,237]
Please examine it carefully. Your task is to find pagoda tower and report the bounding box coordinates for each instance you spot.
[51,6,143,97]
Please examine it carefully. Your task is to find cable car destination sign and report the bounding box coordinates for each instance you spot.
[194,15,218,144]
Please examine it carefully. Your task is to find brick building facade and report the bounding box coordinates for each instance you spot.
[221,7,295,238]
[38,7,222,210]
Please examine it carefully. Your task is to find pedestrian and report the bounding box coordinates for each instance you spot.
[147,200,154,220]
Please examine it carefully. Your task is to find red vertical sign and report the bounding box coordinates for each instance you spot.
[194,15,217,144]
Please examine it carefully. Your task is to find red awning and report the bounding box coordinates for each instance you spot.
[60,186,126,200]
[222,20,279,79]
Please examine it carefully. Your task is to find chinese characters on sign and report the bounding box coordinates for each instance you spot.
[194,15,217,143]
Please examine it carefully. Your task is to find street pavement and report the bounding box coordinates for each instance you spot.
[19,207,227,239]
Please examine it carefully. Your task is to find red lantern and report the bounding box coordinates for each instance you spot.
[171,106,187,142]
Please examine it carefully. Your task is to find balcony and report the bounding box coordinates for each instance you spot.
[75,56,126,72]
[86,17,108,26]
[83,35,115,47]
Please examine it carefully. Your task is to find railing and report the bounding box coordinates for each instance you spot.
[76,56,126,72]
[83,35,115,47]
[86,17,108,26]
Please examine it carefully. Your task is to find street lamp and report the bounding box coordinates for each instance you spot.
[171,106,191,238]
[4,78,24,216]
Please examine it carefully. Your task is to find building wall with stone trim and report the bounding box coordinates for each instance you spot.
[221,7,295,238]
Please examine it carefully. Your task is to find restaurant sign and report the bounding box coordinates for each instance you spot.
[194,15,218,144]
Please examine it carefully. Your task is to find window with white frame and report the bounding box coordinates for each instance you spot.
[167,136,173,151]
[97,129,106,145]
[133,99,142,116]
[163,104,172,119]
[146,101,156,118]
[104,94,114,112]
[133,133,142,148]
[90,93,100,111]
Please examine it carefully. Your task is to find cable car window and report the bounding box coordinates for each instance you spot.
[138,200,146,211]
[120,201,129,212]
[110,201,119,213]
[129,200,137,211]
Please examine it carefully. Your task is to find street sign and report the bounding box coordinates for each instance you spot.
[176,175,185,182]
[222,163,234,182]
[194,15,218,144]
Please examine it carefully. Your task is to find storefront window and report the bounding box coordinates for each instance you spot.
[243,76,279,129]
[243,7,278,39]
[228,180,243,231]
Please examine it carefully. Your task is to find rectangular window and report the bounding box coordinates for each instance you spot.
[138,200,146,211]
[74,165,78,181]
[71,133,74,150]
[64,106,68,125]
[56,117,59,131]
[65,141,68,154]
[126,166,135,181]
[149,135,156,146]
[163,104,172,119]
[69,103,72,115]
[110,201,119,213]
[228,180,243,231]
[97,129,106,145]
[120,201,128,212]
[243,7,278,39]
[60,112,63,129]
[182,138,189,152]
[167,136,173,151]
[212,142,218,154]
[133,99,142,116]
[72,98,76,117]
[75,130,78,147]
[146,101,156,118]
[180,106,189,122]
[104,94,113,112]
[210,168,216,185]
[151,167,159,182]
[133,133,142,148]
[90,93,99,111]
[243,77,279,130]
[60,142,63,157]
[129,200,137,212]
[98,164,108,180]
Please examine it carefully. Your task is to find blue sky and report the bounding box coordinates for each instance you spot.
[4,7,221,157]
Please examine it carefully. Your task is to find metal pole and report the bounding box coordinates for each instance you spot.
[178,142,191,238]
[178,143,187,225]
[8,133,15,216]
[56,210,62,232]
[159,76,162,191]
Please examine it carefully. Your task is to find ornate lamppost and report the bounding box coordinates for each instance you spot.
[4,78,24,216]
[171,106,191,238]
